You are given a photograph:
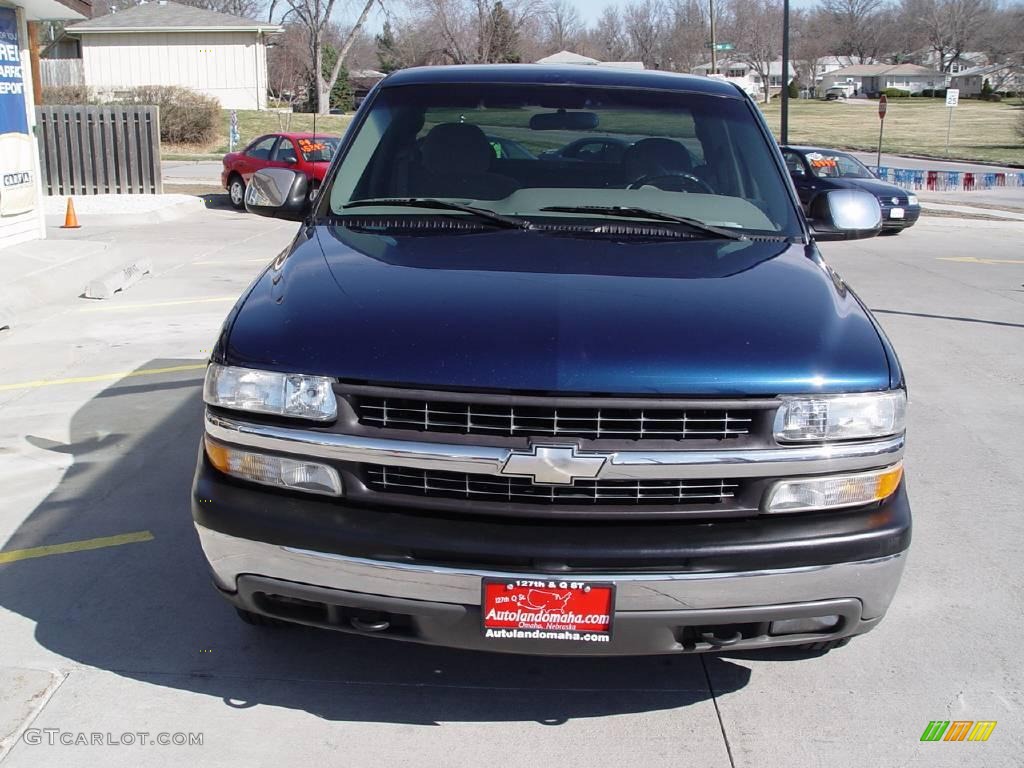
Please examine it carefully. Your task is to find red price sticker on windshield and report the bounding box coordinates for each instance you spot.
[297,139,327,153]
[482,579,614,642]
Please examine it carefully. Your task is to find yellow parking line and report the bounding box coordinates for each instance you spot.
[938,257,1024,265]
[0,531,154,564]
[0,363,206,392]
[80,296,236,312]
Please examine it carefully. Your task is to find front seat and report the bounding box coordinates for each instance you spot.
[622,138,693,183]
[410,123,519,200]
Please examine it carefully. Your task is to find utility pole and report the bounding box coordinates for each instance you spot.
[780,0,790,144]
[709,0,717,74]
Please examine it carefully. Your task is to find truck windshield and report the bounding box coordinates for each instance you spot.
[326,82,801,237]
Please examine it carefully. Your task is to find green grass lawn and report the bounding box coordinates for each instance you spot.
[759,97,1024,166]
[163,110,354,159]
[163,100,1024,166]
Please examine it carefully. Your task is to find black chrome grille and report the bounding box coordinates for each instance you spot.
[355,397,752,440]
[365,465,738,505]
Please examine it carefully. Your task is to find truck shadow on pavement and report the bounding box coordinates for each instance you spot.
[0,360,754,725]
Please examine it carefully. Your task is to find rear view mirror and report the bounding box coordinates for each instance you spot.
[808,189,882,241]
[245,168,310,221]
[529,110,599,131]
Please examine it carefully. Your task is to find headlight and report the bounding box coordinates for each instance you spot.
[203,363,337,421]
[907,195,918,206]
[765,462,903,513]
[205,437,342,496]
[774,391,906,443]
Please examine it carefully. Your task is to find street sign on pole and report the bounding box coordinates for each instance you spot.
[781,0,790,144]
[704,42,733,50]
[876,94,887,171]
[945,88,959,156]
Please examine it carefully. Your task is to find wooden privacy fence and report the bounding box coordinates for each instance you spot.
[35,106,163,196]
[40,59,85,87]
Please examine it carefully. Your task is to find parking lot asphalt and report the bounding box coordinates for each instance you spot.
[0,209,1021,767]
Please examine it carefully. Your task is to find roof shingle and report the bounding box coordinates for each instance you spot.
[68,0,279,32]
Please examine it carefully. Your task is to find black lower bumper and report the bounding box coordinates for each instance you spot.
[191,450,912,575]
[224,574,881,655]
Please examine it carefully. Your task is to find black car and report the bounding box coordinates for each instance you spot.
[782,146,920,233]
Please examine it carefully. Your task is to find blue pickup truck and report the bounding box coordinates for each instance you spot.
[192,65,910,656]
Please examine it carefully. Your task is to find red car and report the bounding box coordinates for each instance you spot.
[222,132,340,210]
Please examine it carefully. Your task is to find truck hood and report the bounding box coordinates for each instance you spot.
[223,225,891,396]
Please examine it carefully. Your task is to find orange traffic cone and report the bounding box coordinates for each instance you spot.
[61,198,81,229]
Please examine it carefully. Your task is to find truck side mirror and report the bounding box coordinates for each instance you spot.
[245,168,311,221]
[808,189,882,241]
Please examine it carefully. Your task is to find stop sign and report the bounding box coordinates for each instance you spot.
[878,94,888,119]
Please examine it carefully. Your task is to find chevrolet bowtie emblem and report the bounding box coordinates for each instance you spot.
[500,445,607,485]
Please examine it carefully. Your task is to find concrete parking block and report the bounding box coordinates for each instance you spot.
[84,260,153,300]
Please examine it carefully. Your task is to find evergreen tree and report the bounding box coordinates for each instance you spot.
[305,43,353,112]
[376,20,402,74]
[487,2,521,63]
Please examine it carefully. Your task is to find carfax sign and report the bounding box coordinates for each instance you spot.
[0,7,37,218]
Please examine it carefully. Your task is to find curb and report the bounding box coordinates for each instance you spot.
[42,195,205,228]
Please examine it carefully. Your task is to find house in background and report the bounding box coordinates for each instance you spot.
[950,63,1024,96]
[534,50,645,70]
[56,0,281,109]
[822,63,947,95]
[692,59,794,100]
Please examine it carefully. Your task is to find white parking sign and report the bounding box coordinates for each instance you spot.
[945,88,960,107]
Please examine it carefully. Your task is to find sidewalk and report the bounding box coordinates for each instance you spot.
[920,201,1024,221]
[0,195,285,330]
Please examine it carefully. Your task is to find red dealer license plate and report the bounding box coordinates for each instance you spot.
[482,579,615,643]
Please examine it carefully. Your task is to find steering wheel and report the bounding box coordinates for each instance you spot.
[627,172,714,194]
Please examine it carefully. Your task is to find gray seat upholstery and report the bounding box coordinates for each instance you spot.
[410,123,519,200]
[622,138,693,182]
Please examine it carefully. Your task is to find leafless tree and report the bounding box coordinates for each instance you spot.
[819,0,894,63]
[268,0,377,113]
[901,0,995,71]
[539,0,584,53]
[587,5,630,61]
[623,0,666,67]
[267,24,312,105]
[660,0,710,72]
[790,8,835,92]
[726,0,783,102]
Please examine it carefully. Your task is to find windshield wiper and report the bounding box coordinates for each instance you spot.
[539,205,748,241]
[341,198,532,230]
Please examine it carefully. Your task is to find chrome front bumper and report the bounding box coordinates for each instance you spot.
[205,411,905,482]
[197,524,906,619]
